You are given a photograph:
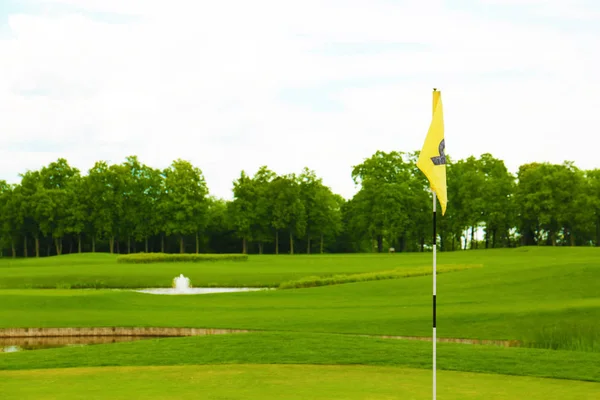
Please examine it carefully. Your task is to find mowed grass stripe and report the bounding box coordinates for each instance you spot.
[2,364,599,400]
[1,333,599,383]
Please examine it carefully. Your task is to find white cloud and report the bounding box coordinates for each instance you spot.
[1,0,599,200]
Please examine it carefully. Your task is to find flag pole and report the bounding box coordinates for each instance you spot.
[433,190,437,400]
[432,87,438,400]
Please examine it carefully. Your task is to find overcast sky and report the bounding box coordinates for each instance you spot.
[1,0,599,200]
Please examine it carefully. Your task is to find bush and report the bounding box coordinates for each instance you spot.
[116,253,248,264]
[278,264,481,289]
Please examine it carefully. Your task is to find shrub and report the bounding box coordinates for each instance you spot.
[116,253,248,264]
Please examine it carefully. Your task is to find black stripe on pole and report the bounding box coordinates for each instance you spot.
[433,295,437,328]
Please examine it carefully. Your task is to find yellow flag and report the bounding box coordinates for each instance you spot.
[417,89,447,215]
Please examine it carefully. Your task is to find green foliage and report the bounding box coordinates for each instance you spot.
[116,252,248,264]
[278,264,481,289]
[1,152,600,258]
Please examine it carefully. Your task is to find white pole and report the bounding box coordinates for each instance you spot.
[433,191,437,400]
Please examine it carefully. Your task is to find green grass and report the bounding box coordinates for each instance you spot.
[0,247,598,345]
[116,252,248,263]
[0,252,441,288]
[523,321,600,352]
[1,246,599,391]
[278,264,480,289]
[2,364,599,400]
[2,333,599,383]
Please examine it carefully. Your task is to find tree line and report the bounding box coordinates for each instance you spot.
[0,152,599,258]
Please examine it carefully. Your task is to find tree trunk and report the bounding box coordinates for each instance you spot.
[491,229,496,249]
[55,238,62,256]
[35,237,40,258]
[179,236,184,254]
[195,232,199,254]
[11,239,16,258]
[289,231,294,255]
[23,236,28,258]
[161,235,165,253]
[116,240,120,254]
[92,235,96,253]
[320,233,324,254]
[145,238,149,253]
[420,237,425,252]
[78,234,82,253]
[258,242,263,255]
[471,226,476,249]
[451,235,455,251]
[376,234,383,253]
[127,236,131,254]
[275,231,279,255]
[570,230,575,247]
[307,236,311,254]
[109,237,115,254]
[242,237,247,254]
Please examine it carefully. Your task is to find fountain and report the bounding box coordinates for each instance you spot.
[173,274,193,293]
[135,274,265,295]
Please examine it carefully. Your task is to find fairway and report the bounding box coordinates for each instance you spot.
[1,365,599,400]
[1,248,598,345]
[0,252,457,289]
[1,248,599,398]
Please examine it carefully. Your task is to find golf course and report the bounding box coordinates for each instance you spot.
[1,246,599,399]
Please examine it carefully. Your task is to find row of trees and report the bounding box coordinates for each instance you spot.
[1,152,599,257]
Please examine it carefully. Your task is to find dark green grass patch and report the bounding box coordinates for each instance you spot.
[116,252,248,264]
[278,264,480,289]
[523,321,600,352]
[1,332,599,383]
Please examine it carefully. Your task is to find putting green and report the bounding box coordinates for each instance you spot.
[1,364,598,399]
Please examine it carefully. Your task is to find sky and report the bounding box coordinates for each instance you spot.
[1,0,599,200]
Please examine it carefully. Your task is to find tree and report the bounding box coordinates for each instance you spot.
[350,151,417,252]
[86,161,121,253]
[38,159,81,255]
[477,154,515,248]
[161,159,209,253]
[230,170,256,254]
[588,169,600,246]
[270,173,306,254]
[298,168,343,254]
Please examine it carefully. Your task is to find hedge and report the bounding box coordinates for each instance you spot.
[278,264,481,289]
[116,253,248,264]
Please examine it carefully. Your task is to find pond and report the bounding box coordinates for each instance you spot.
[0,335,165,353]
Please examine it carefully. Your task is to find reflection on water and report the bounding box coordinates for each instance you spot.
[0,336,166,353]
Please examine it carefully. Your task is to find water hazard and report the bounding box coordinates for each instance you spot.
[0,336,164,353]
